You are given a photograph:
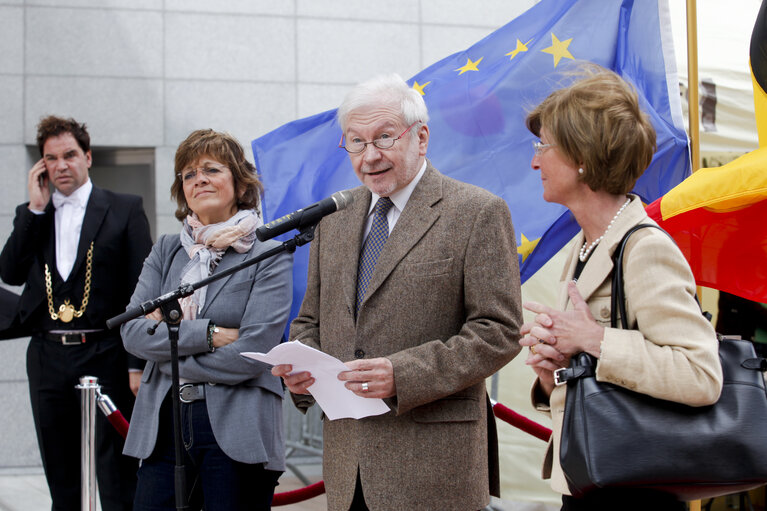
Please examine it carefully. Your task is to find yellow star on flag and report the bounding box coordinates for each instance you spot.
[455,57,483,75]
[506,38,533,60]
[412,81,431,96]
[517,233,540,262]
[541,33,574,67]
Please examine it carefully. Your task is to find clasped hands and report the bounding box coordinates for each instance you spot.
[272,357,396,399]
[520,281,605,395]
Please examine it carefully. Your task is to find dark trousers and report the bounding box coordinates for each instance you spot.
[348,471,369,511]
[133,397,281,511]
[347,473,483,511]
[561,488,686,511]
[27,335,137,511]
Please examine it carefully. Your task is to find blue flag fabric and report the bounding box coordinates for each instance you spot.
[252,0,689,326]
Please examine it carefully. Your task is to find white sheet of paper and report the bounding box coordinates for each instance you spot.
[242,340,390,420]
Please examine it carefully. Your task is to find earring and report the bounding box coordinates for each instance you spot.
[578,168,584,175]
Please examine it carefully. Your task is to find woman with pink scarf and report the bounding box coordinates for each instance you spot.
[121,129,292,511]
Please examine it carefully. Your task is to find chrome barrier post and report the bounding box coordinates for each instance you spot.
[96,388,117,417]
[76,376,100,511]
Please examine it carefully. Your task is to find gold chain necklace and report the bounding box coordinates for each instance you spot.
[45,242,94,323]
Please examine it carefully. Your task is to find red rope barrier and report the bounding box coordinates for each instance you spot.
[96,390,129,439]
[492,402,552,442]
[272,480,325,506]
[105,409,130,440]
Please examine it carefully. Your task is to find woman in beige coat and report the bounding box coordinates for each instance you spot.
[519,66,723,510]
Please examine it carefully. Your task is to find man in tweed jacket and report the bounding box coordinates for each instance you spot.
[274,73,522,511]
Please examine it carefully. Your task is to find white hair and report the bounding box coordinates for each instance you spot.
[337,73,430,134]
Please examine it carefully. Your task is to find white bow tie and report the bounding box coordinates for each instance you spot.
[52,193,83,210]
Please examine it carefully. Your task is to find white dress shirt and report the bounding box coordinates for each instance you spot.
[363,160,427,238]
[51,179,92,281]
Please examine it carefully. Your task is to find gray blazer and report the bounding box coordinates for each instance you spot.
[121,233,292,470]
[291,164,523,510]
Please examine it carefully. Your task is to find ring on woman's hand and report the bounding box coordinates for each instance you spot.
[530,345,537,355]
[361,382,369,392]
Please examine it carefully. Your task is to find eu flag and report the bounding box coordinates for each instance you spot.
[252,0,689,324]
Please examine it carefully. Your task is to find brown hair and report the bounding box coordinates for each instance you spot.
[36,115,90,156]
[171,129,264,221]
[526,65,656,195]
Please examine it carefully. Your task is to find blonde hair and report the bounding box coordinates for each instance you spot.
[526,65,656,195]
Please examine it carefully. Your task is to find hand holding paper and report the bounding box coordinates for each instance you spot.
[242,340,390,420]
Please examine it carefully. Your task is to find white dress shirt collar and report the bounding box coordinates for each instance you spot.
[52,178,92,210]
[54,179,92,281]
[363,160,428,238]
[367,159,428,216]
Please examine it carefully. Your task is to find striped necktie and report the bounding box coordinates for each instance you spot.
[356,197,394,316]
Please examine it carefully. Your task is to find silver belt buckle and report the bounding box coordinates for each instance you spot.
[553,368,567,387]
[61,333,85,345]
[179,383,201,403]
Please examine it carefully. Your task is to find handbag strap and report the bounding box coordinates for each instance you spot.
[610,223,670,330]
[742,357,767,371]
[554,223,662,387]
[553,363,596,386]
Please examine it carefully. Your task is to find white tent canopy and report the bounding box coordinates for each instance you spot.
[670,0,761,154]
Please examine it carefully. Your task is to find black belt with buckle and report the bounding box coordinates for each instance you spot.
[179,383,206,403]
[41,330,110,345]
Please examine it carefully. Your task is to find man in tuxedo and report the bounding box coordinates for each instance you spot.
[0,116,152,510]
[273,74,523,510]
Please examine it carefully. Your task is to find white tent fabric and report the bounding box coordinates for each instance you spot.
[495,243,573,508]
[670,0,761,153]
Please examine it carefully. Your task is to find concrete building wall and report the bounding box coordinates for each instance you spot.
[0,0,535,471]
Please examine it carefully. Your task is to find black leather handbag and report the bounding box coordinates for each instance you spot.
[557,224,767,500]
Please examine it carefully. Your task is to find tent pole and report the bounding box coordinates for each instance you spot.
[687,0,701,172]
[685,8,703,511]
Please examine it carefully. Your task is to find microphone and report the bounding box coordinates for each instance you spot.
[256,190,354,242]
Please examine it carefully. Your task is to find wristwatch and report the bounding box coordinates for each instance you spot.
[207,323,219,353]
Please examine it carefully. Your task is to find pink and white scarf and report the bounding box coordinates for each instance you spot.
[178,209,261,319]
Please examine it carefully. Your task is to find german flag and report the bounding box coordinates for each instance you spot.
[646,0,767,302]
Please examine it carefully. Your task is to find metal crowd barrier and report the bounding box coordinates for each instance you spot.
[283,401,324,486]
[75,376,99,511]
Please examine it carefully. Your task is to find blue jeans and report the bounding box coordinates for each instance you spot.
[133,396,281,511]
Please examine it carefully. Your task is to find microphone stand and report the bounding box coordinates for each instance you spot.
[157,298,187,510]
[107,225,317,511]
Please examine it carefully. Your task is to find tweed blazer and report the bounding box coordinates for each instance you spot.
[533,195,723,495]
[290,164,523,511]
[121,233,292,470]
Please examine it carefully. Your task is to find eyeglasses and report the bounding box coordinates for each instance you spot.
[178,165,228,182]
[339,121,421,154]
[532,141,556,156]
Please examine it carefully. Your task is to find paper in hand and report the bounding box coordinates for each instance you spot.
[242,340,390,420]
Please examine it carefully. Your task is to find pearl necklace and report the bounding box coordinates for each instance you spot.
[579,197,631,262]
